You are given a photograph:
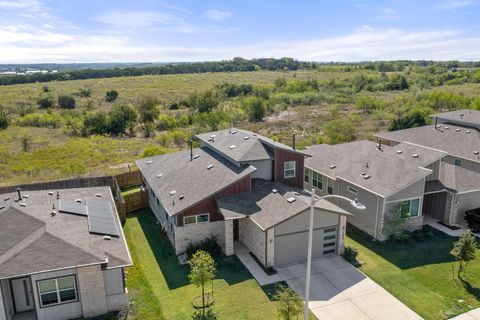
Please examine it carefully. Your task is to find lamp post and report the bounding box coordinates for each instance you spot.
[303,189,366,320]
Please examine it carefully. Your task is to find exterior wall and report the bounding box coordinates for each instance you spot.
[425,160,441,181]
[273,148,305,188]
[0,280,13,320]
[423,192,448,223]
[385,178,425,202]
[266,229,275,268]
[76,265,108,319]
[239,218,267,267]
[174,220,225,255]
[383,201,424,234]
[145,180,175,245]
[451,190,480,225]
[247,160,273,180]
[443,155,480,173]
[0,281,8,320]
[223,220,234,256]
[275,208,339,236]
[337,215,347,255]
[31,268,83,320]
[103,268,127,312]
[303,168,337,197]
[177,174,251,226]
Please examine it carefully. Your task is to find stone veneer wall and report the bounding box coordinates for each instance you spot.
[337,215,347,255]
[77,265,108,318]
[174,221,225,254]
[265,228,275,267]
[239,218,267,266]
[223,220,234,256]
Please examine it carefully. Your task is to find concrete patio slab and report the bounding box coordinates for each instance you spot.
[312,300,370,320]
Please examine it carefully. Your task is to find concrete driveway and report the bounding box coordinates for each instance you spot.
[277,256,422,320]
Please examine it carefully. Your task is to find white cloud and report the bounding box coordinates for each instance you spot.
[381,8,398,15]
[203,9,232,21]
[1,24,480,63]
[438,0,477,9]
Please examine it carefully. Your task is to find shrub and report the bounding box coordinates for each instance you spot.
[323,118,356,144]
[83,112,110,135]
[343,246,359,265]
[137,97,160,123]
[109,105,137,136]
[245,97,265,122]
[105,90,119,102]
[37,95,55,109]
[58,95,76,109]
[140,146,168,158]
[186,91,218,113]
[17,113,63,128]
[78,87,92,97]
[185,236,221,259]
[0,114,7,130]
[191,308,217,320]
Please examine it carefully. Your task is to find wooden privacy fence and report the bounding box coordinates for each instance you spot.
[115,170,142,189]
[122,190,149,214]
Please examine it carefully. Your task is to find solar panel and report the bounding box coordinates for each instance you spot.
[59,201,87,216]
[86,197,120,237]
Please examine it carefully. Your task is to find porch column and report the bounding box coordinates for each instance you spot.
[224,220,234,256]
[337,215,347,255]
[0,282,6,320]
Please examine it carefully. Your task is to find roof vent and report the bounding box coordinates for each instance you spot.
[19,202,26,207]
[445,126,449,130]
[456,128,461,132]
[412,154,419,158]
[397,150,403,154]
[95,193,102,197]
[48,192,54,196]
[436,124,442,128]
[231,130,237,134]
[0,205,5,210]
[294,192,300,196]
[229,145,236,149]
[287,197,296,204]
[208,137,213,142]
[22,194,29,199]
[210,134,216,138]
[272,189,278,193]
[474,151,479,155]
[193,154,200,159]
[363,175,371,179]
[146,160,153,164]
[103,235,112,241]
[329,165,336,169]
[360,172,366,176]
[169,190,177,196]
[179,195,185,200]
[466,130,471,134]
[207,164,214,170]
[4,197,10,201]
[244,136,249,140]
[75,199,82,203]
[156,173,163,178]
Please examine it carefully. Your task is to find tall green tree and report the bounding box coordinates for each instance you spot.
[274,285,303,320]
[188,250,216,314]
[450,230,477,276]
[109,105,137,136]
[137,97,160,123]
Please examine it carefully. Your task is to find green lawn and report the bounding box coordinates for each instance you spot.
[121,186,142,196]
[123,210,315,320]
[346,225,480,320]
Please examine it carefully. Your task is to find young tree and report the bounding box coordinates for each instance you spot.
[58,95,76,109]
[109,104,137,136]
[245,97,265,122]
[105,90,119,102]
[137,97,160,123]
[188,250,216,314]
[191,308,217,320]
[274,285,303,320]
[450,230,477,276]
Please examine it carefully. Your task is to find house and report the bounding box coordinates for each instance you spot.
[374,109,480,230]
[304,140,446,239]
[136,128,350,268]
[0,187,132,320]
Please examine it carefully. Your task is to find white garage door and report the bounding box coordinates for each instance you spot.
[274,226,337,267]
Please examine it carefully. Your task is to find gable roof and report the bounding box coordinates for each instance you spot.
[196,128,307,163]
[376,124,480,163]
[304,140,433,198]
[432,162,480,194]
[216,179,349,230]
[0,186,132,279]
[136,146,256,216]
[432,109,480,127]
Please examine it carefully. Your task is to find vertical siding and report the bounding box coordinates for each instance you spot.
[274,149,305,188]
[177,175,251,226]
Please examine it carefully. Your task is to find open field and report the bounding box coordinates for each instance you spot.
[346,225,480,320]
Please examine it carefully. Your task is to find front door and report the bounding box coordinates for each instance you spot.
[11,277,34,313]
[233,220,239,241]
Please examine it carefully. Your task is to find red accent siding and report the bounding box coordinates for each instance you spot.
[274,148,305,188]
[177,175,251,226]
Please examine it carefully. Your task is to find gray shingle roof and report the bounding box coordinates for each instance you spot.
[216,179,349,230]
[136,146,256,216]
[376,124,480,163]
[0,187,132,279]
[432,109,480,127]
[304,141,433,197]
[196,128,307,163]
[434,162,480,193]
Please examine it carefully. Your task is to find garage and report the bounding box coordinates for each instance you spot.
[274,208,340,267]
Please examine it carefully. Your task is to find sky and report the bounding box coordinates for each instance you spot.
[1,0,480,63]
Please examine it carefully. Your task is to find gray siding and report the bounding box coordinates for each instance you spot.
[275,208,339,236]
[443,155,480,173]
[247,160,273,180]
[103,269,127,312]
[0,280,12,320]
[385,178,425,202]
[451,190,480,225]
[425,160,441,181]
[145,179,175,245]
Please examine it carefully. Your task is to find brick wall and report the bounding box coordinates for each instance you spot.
[239,218,267,266]
[77,265,108,318]
[223,220,234,256]
[174,221,225,254]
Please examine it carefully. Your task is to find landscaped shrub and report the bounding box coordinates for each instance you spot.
[185,236,221,259]
[343,246,359,265]
[17,112,63,128]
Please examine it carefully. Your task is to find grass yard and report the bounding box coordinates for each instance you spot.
[346,225,480,320]
[123,210,315,320]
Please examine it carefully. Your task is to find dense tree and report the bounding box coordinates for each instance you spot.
[245,97,265,122]
[389,109,431,131]
[105,90,119,102]
[323,118,356,144]
[109,104,137,135]
[58,95,76,109]
[137,97,160,123]
[0,105,8,130]
[186,91,219,113]
[37,95,55,109]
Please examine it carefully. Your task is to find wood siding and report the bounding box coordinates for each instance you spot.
[274,148,305,188]
[177,175,252,226]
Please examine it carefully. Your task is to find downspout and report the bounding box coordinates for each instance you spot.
[264,230,268,267]
[374,195,380,240]
[449,193,455,226]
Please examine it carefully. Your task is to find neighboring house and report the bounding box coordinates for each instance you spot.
[0,187,132,320]
[304,140,446,239]
[375,109,480,230]
[136,128,349,268]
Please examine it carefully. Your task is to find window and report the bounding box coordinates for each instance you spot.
[183,213,210,225]
[327,179,334,195]
[347,186,358,195]
[37,276,77,307]
[284,161,296,178]
[304,168,310,183]
[324,227,336,233]
[156,197,160,206]
[454,158,462,167]
[396,198,420,218]
[312,172,323,190]
[323,249,335,255]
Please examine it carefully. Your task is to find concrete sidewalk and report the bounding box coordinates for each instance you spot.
[277,256,422,320]
[451,308,480,320]
[234,242,281,286]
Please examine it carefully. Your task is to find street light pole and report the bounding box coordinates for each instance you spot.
[303,189,366,320]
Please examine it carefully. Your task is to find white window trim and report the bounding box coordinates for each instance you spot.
[284,161,296,178]
[347,186,358,195]
[183,213,210,225]
[312,172,323,190]
[37,275,78,308]
[388,197,422,219]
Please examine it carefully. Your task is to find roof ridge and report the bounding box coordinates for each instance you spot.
[0,222,46,265]
[42,232,107,263]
